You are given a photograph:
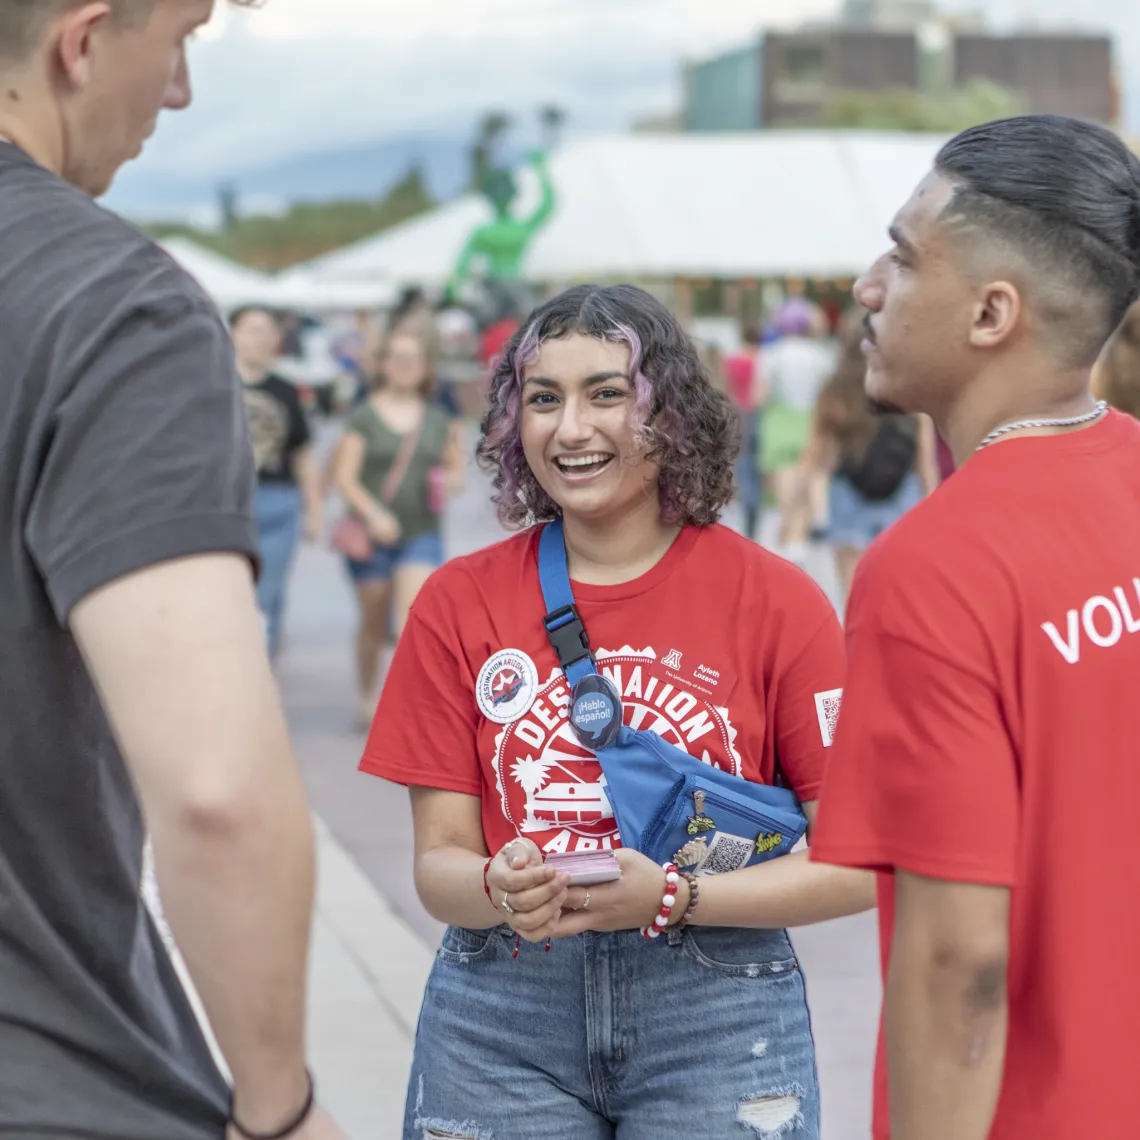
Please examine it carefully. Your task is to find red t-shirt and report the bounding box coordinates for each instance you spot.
[812,410,1140,1139]
[362,524,845,856]
[935,432,955,481]
[723,352,758,411]
[479,319,519,369]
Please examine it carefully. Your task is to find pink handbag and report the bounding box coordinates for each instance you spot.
[427,465,448,515]
[331,416,427,558]
[329,516,372,560]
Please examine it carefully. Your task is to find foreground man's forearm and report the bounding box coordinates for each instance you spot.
[72,554,322,1133]
[151,773,316,1131]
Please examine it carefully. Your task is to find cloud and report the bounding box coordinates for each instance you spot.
[125,0,1139,190]
[133,0,840,179]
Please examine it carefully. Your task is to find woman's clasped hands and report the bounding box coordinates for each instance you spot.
[484,838,690,941]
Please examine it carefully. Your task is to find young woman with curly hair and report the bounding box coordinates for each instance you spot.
[358,285,873,1140]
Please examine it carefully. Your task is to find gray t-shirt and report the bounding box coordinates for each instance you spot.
[0,145,257,1136]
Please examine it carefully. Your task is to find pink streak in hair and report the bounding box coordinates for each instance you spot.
[612,323,654,441]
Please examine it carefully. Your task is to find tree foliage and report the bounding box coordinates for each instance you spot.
[139,162,436,272]
[820,79,1025,133]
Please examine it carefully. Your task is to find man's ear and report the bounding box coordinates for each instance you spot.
[54,3,113,90]
[969,280,1021,351]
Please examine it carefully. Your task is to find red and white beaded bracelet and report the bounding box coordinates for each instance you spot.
[641,862,681,940]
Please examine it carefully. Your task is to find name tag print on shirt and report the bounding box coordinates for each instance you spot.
[489,647,741,855]
[1041,578,1140,664]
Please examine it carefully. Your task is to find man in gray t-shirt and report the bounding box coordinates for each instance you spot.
[0,3,342,1138]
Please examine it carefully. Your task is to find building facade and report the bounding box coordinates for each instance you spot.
[683,18,1116,131]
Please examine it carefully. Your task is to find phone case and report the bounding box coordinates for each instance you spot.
[564,866,623,886]
[546,851,622,887]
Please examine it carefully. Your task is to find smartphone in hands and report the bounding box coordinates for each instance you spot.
[544,850,622,886]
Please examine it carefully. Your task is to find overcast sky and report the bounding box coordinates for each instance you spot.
[129,0,1138,181]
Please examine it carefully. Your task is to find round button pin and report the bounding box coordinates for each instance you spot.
[569,673,623,751]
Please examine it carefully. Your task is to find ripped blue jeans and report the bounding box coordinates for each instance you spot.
[404,924,820,1139]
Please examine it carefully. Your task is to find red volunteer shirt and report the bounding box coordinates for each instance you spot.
[362,524,844,856]
[812,411,1140,1139]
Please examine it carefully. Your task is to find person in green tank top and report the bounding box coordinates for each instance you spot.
[332,329,465,727]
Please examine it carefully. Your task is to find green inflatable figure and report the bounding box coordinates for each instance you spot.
[448,149,556,301]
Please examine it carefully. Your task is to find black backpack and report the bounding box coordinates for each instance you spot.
[838,416,918,501]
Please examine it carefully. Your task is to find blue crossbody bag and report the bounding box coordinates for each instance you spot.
[538,519,808,875]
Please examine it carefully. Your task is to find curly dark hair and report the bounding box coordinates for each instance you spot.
[477,284,740,529]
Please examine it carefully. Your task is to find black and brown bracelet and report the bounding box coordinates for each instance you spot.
[230,1070,316,1140]
[679,872,700,927]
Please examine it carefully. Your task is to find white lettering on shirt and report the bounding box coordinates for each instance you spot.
[1042,578,1140,664]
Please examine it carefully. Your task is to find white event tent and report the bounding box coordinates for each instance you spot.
[294,131,948,288]
[159,237,395,314]
[158,237,276,311]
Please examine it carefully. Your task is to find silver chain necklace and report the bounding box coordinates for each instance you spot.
[976,401,1108,451]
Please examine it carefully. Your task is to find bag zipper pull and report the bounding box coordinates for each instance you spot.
[686,789,716,836]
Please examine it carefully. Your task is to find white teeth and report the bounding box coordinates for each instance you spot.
[558,454,612,469]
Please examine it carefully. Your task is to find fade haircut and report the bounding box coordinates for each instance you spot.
[0,0,257,62]
[0,0,149,57]
[935,115,1140,366]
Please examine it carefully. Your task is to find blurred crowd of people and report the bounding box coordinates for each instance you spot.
[242,276,1140,660]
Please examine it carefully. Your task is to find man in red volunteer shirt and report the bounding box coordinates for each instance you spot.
[812,114,1140,1140]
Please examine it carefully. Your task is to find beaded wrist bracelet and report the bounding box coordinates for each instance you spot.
[679,871,700,926]
[641,863,681,939]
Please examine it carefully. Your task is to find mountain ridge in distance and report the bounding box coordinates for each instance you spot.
[103,130,475,221]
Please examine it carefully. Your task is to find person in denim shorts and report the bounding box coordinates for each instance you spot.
[332,327,464,727]
[358,286,875,1139]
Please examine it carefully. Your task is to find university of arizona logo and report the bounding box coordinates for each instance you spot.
[492,647,740,854]
[477,650,540,725]
[661,648,683,670]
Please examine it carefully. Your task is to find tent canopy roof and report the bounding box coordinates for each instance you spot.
[297,130,948,286]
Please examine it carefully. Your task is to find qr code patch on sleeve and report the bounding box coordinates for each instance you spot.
[697,832,754,876]
[814,688,843,748]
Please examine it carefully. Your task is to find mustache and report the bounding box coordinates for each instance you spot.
[866,397,906,416]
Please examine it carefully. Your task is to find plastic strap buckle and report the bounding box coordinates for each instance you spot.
[542,604,593,672]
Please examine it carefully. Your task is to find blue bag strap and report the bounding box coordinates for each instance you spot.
[538,519,598,688]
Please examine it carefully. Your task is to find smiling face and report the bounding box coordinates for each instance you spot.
[520,333,658,524]
[381,333,429,396]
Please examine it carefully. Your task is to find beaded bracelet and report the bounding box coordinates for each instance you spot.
[679,871,700,926]
[641,862,681,939]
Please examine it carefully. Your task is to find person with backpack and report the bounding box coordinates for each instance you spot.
[788,318,939,606]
